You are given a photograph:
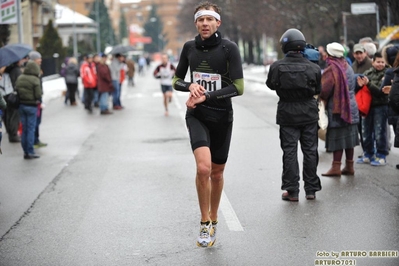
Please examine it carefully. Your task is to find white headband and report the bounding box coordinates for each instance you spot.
[194,10,221,22]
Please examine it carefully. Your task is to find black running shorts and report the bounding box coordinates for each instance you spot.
[185,105,233,165]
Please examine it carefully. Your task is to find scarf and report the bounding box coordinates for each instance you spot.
[195,30,222,50]
[324,57,352,124]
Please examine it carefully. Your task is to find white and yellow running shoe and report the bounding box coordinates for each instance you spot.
[196,221,214,248]
[210,220,218,245]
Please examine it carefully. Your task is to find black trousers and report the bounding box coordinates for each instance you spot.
[84,88,94,110]
[66,83,78,104]
[279,122,321,193]
[3,95,20,140]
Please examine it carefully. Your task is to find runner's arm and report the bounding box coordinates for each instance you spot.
[173,43,191,92]
[207,42,244,100]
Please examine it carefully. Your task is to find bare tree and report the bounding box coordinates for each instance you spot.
[177,0,398,64]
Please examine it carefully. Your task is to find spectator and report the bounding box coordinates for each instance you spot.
[109,54,124,110]
[356,52,389,166]
[364,42,377,59]
[352,44,372,74]
[126,58,135,87]
[80,54,97,113]
[0,65,7,154]
[64,57,80,106]
[92,54,101,108]
[388,64,399,169]
[3,57,27,143]
[380,45,399,155]
[60,57,70,104]
[319,42,359,176]
[29,51,47,149]
[97,54,114,115]
[138,55,146,76]
[16,60,42,159]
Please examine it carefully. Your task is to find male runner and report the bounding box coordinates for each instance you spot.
[172,1,244,247]
[153,53,176,116]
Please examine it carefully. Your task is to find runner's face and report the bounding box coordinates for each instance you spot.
[162,55,168,64]
[195,9,221,40]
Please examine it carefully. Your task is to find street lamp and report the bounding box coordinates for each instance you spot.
[72,0,78,58]
[95,0,101,53]
[342,12,351,46]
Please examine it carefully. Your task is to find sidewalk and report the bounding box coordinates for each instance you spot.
[243,64,269,84]
[41,75,69,105]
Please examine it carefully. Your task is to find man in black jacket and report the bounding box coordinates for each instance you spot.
[266,28,322,201]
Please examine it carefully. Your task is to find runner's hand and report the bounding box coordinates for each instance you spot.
[188,83,205,98]
[186,95,205,109]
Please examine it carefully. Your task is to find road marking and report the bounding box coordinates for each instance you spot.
[174,93,244,232]
[221,191,244,231]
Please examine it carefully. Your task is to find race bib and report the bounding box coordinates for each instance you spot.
[193,71,221,92]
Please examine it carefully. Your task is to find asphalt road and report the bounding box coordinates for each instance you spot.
[0,64,398,266]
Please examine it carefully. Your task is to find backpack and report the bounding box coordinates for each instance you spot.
[6,91,20,108]
[276,62,317,92]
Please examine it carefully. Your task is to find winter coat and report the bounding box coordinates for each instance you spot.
[388,67,399,114]
[321,61,359,128]
[352,57,372,74]
[60,57,70,77]
[380,68,398,124]
[109,58,122,81]
[65,63,79,84]
[97,63,114,93]
[363,65,389,107]
[126,59,135,78]
[80,61,97,89]
[266,53,321,126]
[15,61,42,106]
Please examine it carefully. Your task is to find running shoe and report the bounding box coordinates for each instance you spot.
[210,220,218,245]
[196,221,214,248]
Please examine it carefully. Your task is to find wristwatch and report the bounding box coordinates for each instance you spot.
[203,90,210,100]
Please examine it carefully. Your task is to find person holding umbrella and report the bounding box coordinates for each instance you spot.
[0,65,7,154]
[0,43,32,143]
[3,57,28,143]
[109,54,124,110]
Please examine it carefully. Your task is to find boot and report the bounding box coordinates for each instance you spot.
[341,160,354,175]
[322,161,341,177]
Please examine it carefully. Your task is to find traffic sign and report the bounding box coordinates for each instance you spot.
[351,2,377,14]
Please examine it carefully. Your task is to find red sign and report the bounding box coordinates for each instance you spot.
[130,35,152,45]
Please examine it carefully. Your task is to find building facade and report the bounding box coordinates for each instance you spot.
[8,0,57,48]
[57,0,120,41]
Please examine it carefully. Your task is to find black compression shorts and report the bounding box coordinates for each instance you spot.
[185,106,233,164]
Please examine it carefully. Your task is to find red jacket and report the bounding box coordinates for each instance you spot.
[80,61,97,89]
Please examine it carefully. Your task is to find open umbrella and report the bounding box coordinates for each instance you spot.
[109,45,135,55]
[0,43,32,68]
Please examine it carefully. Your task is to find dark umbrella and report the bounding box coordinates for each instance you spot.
[109,45,135,55]
[0,43,32,68]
